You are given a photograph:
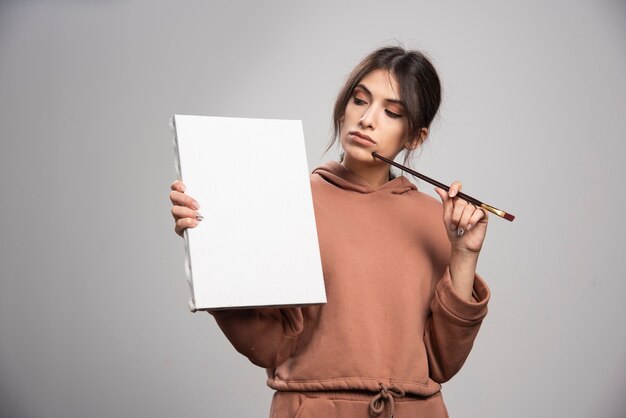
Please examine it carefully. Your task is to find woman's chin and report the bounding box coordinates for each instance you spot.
[342,144,377,162]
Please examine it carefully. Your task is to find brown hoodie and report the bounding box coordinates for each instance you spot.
[209,160,490,401]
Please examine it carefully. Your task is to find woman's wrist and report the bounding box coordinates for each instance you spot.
[451,246,481,262]
[449,249,480,302]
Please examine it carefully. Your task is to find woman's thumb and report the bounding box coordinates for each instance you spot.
[434,187,448,202]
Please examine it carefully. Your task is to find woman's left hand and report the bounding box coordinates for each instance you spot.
[435,182,489,254]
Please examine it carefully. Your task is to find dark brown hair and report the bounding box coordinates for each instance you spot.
[324,46,442,179]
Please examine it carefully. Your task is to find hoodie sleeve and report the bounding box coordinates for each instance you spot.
[423,268,490,383]
[208,307,304,369]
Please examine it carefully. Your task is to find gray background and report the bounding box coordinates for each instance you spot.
[1,1,624,417]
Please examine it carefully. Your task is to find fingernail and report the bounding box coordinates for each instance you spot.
[181,184,186,192]
[451,223,457,231]
[457,228,465,237]
[192,201,200,210]
[195,211,204,221]
[467,224,472,231]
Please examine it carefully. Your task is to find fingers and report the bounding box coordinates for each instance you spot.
[434,181,462,201]
[456,203,477,236]
[434,187,448,202]
[172,202,202,237]
[435,187,453,227]
[450,199,468,232]
[174,217,199,237]
[437,181,481,236]
[169,190,200,210]
[171,204,200,221]
[436,182,463,230]
[467,207,487,230]
[436,181,488,242]
[448,181,462,198]
[170,180,201,238]
[171,180,186,192]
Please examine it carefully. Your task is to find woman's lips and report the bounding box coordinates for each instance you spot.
[348,131,376,146]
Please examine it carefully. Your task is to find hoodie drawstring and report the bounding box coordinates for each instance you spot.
[369,383,405,418]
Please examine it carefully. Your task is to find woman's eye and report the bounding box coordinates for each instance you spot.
[385,109,403,118]
[352,96,367,105]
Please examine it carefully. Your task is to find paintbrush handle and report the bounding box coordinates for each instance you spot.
[371,152,515,222]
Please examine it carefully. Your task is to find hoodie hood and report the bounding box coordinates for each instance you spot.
[311,160,417,194]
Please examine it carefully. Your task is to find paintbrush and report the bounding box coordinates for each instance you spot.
[371,151,515,222]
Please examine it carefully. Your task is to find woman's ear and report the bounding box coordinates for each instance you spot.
[405,127,429,150]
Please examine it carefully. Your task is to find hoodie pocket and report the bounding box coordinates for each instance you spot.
[294,398,369,418]
[296,393,449,418]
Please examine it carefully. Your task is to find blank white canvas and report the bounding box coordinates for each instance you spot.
[172,114,326,311]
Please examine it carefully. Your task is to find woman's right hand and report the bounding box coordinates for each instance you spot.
[170,180,202,237]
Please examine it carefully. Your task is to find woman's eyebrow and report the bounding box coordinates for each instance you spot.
[355,84,405,107]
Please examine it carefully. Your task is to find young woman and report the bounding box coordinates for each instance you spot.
[169,46,490,418]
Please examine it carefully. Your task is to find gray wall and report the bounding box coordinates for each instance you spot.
[1,1,625,417]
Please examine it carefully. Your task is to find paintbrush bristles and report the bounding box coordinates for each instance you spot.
[503,213,516,222]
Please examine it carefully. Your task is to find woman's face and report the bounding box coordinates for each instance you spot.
[339,69,415,163]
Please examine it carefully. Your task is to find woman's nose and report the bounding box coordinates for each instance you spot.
[359,108,375,129]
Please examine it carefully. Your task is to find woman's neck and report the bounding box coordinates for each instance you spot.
[341,154,391,189]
